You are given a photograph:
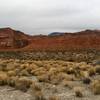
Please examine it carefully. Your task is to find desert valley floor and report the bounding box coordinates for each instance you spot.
[0,59,100,100]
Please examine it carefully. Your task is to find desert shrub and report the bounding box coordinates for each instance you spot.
[31,67,46,76]
[6,63,17,71]
[80,71,89,78]
[95,65,100,74]
[57,73,74,81]
[74,86,83,97]
[15,77,32,92]
[49,95,60,100]
[91,80,100,95]
[0,71,8,85]
[61,80,75,89]
[31,82,46,100]
[82,77,91,84]
[66,67,75,74]
[88,68,96,76]
[37,74,49,82]
[7,76,18,87]
[19,69,30,76]
[0,63,7,71]
[7,71,16,77]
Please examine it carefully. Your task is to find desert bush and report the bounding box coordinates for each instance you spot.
[57,73,74,81]
[6,63,18,71]
[66,67,75,74]
[80,71,89,78]
[31,82,46,100]
[0,63,7,71]
[91,80,100,95]
[7,76,18,87]
[88,68,96,76]
[49,95,60,100]
[0,71,8,85]
[15,77,32,92]
[82,77,91,84]
[19,69,30,76]
[62,80,75,89]
[7,71,16,77]
[95,65,100,74]
[74,86,83,97]
[37,74,49,82]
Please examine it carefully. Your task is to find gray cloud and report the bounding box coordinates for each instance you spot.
[0,0,100,35]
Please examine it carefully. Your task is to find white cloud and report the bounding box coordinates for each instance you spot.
[0,0,99,34]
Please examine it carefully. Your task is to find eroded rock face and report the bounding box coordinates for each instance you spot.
[0,28,100,51]
[0,28,30,49]
[25,30,100,51]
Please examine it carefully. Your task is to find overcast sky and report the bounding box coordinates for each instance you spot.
[0,0,100,35]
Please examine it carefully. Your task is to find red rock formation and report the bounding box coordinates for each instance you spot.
[0,28,31,49]
[0,28,100,51]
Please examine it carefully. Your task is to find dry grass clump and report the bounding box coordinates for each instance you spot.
[7,76,18,87]
[88,67,96,76]
[48,95,60,100]
[82,77,91,84]
[15,76,32,92]
[6,63,18,71]
[0,63,7,71]
[7,71,16,77]
[91,80,100,95]
[31,82,46,100]
[80,71,89,78]
[0,71,8,85]
[66,67,75,74]
[19,69,30,76]
[37,74,49,82]
[62,80,75,89]
[31,67,46,76]
[95,65,100,74]
[73,86,84,97]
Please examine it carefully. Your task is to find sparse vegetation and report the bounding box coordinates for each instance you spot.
[0,58,99,99]
[91,80,100,95]
[74,86,84,97]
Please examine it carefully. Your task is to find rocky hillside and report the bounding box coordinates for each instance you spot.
[24,29,100,51]
[0,28,100,51]
[0,28,32,50]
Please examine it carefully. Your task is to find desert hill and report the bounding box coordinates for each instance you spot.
[0,28,100,51]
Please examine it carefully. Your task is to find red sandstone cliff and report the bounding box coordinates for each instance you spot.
[0,28,100,51]
[0,28,32,50]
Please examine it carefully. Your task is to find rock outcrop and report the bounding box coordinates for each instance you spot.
[0,28,31,49]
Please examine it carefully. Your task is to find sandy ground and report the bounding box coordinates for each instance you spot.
[0,81,100,100]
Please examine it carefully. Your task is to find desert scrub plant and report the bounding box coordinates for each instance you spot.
[7,70,16,77]
[88,67,96,76]
[15,76,32,92]
[31,67,47,76]
[73,86,84,97]
[48,95,60,100]
[82,77,91,84]
[7,76,18,87]
[31,82,46,100]
[0,71,8,85]
[0,63,7,71]
[91,80,100,95]
[6,63,18,71]
[37,74,49,82]
[19,69,30,76]
[61,80,75,89]
[67,67,75,74]
[95,65,100,74]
